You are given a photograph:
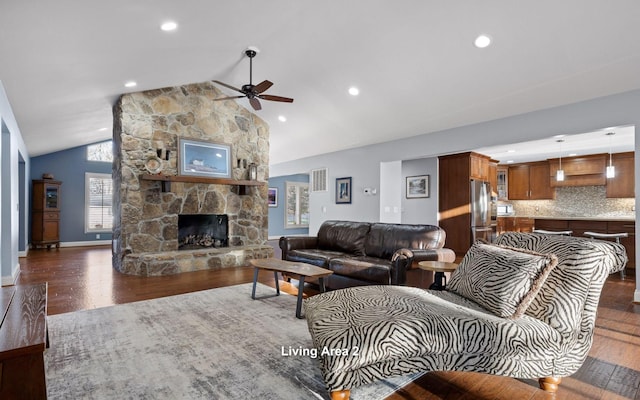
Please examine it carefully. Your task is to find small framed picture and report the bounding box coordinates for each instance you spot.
[406,175,430,198]
[336,177,352,204]
[178,138,232,179]
[268,187,278,207]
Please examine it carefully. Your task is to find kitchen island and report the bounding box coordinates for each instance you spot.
[520,216,634,269]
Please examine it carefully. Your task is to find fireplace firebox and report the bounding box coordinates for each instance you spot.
[178,214,229,250]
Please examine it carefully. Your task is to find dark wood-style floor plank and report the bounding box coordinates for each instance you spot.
[13,246,640,399]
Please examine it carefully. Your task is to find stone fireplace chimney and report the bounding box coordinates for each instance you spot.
[112,81,273,275]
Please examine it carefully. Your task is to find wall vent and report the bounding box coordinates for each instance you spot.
[310,168,328,192]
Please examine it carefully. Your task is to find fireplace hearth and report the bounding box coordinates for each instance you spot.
[178,214,228,250]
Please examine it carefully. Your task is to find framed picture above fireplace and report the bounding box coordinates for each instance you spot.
[178,138,232,179]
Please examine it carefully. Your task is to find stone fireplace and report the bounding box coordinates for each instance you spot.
[112,81,273,276]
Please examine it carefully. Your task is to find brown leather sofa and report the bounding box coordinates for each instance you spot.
[279,220,455,289]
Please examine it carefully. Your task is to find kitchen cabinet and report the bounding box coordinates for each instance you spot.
[548,154,607,187]
[507,162,554,200]
[606,152,635,198]
[488,159,498,197]
[470,152,490,181]
[31,179,62,249]
[534,218,635,268]
[496,166,508,201]
[496,216,534,235]
[438,151,492,256]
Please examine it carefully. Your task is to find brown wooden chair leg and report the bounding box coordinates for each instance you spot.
[538,377,562,393]
[330,389,351,400]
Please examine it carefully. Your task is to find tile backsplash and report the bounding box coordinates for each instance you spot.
[509,186,635,218]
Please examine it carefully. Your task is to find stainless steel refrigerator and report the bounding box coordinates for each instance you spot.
[470,179,495,243]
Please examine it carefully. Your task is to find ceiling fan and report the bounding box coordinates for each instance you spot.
[213,48,294,111]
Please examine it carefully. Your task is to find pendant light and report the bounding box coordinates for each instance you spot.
[606,131,616,179]
[556,139,565,182]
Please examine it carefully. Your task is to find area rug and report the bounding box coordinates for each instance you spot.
[45,283,421,399]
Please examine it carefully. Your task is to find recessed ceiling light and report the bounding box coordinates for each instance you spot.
[507,149,516,153]
[506,160,514,164]
[161,21,178,31]
[278,115,287,122]
[124,81,137,88]
[348,87,359,96]
[553,134,566,139]
[98,127,108,132]
[474,34,492,48]
[569,153,577,157]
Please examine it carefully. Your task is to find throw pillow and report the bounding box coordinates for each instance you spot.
[447,242,558,319]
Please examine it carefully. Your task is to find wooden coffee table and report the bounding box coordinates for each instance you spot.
[249,258,334,319]
[417,261,458,290]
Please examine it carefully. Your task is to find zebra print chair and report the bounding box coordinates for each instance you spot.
[303,232,627,399]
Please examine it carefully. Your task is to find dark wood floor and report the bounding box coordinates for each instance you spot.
[15,246,640,399]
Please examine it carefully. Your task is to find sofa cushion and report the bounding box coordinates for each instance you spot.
[317,221,371,256]
[286,249,348,268]
[328,256,392,284]
[364,223,445,260]
[447,242,558,319]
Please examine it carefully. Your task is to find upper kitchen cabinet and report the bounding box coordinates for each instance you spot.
[470,152,490,181]
[507,161,554,200]
[606,152,635,198]
[496,165,508,200]
[488,159,499,197]
[548,154,606,187]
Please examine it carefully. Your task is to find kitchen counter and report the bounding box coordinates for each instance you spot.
[521,215,635,222]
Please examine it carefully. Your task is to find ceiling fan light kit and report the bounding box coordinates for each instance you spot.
[213,47,293,111]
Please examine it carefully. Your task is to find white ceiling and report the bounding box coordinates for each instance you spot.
[476,125,636,165]
[1,1,640,165]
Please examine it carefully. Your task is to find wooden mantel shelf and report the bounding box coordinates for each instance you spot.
[140,174,264,194]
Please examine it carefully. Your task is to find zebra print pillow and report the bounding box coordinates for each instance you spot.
[447,242,558,319]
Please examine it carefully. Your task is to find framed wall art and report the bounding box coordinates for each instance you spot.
[335,177,352,204]
[178,138,232,179]
[268,187,278,207]
[406,174,429,198]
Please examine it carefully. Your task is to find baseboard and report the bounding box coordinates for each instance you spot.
[60,240,112,248]
[268,234,308,240]
[19,248,28,258]
[1,264,20,286]
[634,289,640,304]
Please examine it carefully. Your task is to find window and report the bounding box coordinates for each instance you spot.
[285,181,309,229]
[87,140,113,162]
[85,173,113,233]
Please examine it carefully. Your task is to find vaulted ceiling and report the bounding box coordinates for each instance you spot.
[1,1,640,165]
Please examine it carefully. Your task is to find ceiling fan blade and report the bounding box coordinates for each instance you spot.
[249,97,262,111]
[213,95,245,101]
[259,94,294,103]
[253,80,273,94]
[212,80,245,94]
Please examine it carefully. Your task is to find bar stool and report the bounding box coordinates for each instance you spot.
[583,231,628,279]
[533,229,573,236]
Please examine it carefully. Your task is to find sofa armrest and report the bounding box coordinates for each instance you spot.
[409,248,456,264]
[279,236,319,260]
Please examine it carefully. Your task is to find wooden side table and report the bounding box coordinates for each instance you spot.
[417,261,458,290]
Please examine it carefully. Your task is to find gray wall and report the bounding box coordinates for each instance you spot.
[401,157,438,225]
[270,89,640,302]
[267,173,309,238]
